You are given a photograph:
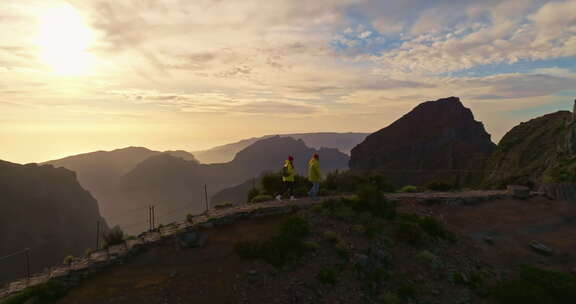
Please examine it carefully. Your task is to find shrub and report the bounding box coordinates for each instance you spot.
[261,172,284,195]
[425,180,452,191]
[399,185,419,193]
[2,280,67,304]
[311,204,324,213]
[84,248,94,258]
[214,202,234,209]
[317,267,339,285]
[363,218,387,238]
[355,185,396,219]
[418,216,453,240]
[415,250,437,264]
[250,194,274,204]
[303,241,320,251]
[351,224,366,234]
[323,230,340,243]
[395,222,427,246]
[397,282,417,300]
[492,266,576,304]
[63,255,75,266]
[279,216,310,238]
[334,239,350,259]
[186,214,194,224]
[396,213,454,241]
[380,292,401,304]
[234,217,311,267]
[247,187,260,203]
[321,171,395,194]
[103,225,125,248]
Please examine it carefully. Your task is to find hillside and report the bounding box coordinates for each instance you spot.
[0,160,106,285]
[350,97,495,187]
[193,132,368,164]
[6,192,575,304]
[483,111,576,189]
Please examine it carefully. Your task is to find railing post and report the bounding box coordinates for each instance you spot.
[25,248,30,281]
[204,184,209,212]
[96,219,100,249]
[152,205,156,231]
[148,206,152,232]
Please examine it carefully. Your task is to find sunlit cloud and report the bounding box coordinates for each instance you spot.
[0,0,575,163]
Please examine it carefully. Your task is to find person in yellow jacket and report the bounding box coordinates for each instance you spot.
[276,156,296,201]
[308,153,322,200]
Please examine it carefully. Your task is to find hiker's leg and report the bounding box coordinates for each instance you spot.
[288,182,294,197]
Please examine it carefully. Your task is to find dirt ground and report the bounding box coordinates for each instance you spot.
[55,196,576,304]
[402,196,576,273]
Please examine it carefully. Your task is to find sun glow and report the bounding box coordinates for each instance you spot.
[35,4,96,75]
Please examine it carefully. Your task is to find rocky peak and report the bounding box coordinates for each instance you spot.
[350,97,495,186]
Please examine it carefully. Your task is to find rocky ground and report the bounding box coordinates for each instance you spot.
[45,194,576,304]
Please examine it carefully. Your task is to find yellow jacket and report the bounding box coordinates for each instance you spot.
[282,160,295,182]
[308,158,322,182]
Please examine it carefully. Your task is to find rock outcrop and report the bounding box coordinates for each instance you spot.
[483,110,576,189]
[350,97,495,187]
[0,160,106,284]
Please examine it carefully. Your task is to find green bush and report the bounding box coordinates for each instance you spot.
[2,280,67,304]
[397,282,417,300]
[355,185,396,219]
[321,171,395,194]
[186,213,194,224]
[250,194,274,203]
[279,216,310,238]
[234,217,311,267]
[214,202,234,209]
[399,185,419,193]
[396,213,454,241]
[261,172,284,195]
[323,230,340,243]
[303,241,320,251]
[103,226,125,248]
[317,267,339,285]
[395,222,427,246]
[63,255,75,266]
[334,239,350,259]
[492,266,576,304]
[425,180,452,191]
[380,292,401,304]
[247,187,260,203]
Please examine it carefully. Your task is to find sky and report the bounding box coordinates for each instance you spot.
[1,0,575,164]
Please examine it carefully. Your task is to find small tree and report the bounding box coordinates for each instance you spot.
[247,187,260,203]
[103,225,125,248]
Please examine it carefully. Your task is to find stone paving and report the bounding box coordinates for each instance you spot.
[0,190,509,300]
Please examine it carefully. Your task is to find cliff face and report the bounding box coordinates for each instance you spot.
[483,111,576,188]
[0,161,105,284]
[350,97,495,186]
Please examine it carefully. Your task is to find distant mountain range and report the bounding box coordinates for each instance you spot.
[45,136,349,234]
[192,132,368,164]
[0,160,106,284]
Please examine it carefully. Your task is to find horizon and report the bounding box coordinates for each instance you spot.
[2,0,576,164]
